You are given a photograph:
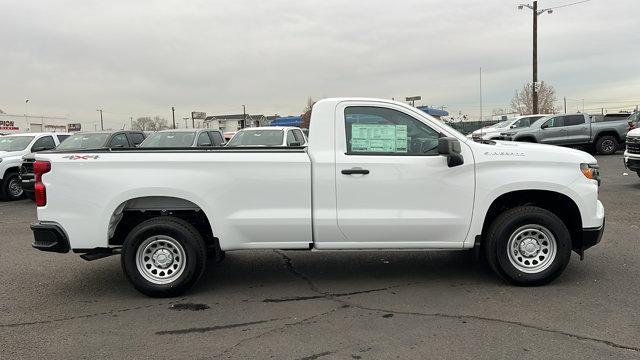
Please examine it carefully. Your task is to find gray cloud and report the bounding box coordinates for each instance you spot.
[1,0,638,128]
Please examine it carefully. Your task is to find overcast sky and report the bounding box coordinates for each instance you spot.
[1,0,639,128]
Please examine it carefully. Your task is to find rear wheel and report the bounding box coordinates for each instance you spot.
[595,135,618,155]
[121,217,207,297]
[484,206,571,286]
[0,172,24,201]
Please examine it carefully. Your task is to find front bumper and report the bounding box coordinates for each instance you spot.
[624,155,640,172]
[31,222,70,253]
[574,218,605,259]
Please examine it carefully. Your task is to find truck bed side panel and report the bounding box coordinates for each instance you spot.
[36,151,312,250]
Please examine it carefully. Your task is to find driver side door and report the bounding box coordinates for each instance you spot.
[539,116,567,145]
[331,102,475,248]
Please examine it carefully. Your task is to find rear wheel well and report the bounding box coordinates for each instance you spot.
[108,197,218,253]
[594,131,621,143]
[480,190,582,251]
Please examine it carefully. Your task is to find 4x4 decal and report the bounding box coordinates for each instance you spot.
[62,155,100,160]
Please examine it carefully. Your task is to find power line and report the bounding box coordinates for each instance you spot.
[546,0,591,11]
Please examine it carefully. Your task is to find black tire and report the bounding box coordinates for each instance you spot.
[121,216,207,297]
[484,206,571,286]
[595,135,618,155]
[0,172,24,201]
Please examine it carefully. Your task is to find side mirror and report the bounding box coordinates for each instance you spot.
[510,124,517,129]
[289,141,301,147]
[438,137,464,167]
[541,123,549,129]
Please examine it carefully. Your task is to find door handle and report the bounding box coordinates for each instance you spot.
[341,168,370,175]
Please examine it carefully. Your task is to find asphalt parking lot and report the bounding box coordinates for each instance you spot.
[1,153,639,359]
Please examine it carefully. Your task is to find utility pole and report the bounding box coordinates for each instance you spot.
[242,105,246,129]
[519,0,589,114]
[171,106,176,129]
[97,109,104,130]
[532,1,538,114]
[564,97,567,113]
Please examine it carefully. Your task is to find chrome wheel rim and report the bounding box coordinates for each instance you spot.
[136,236,186,285]
[8,177,23,198]
[601,139,615,153]
[507,225,557,274]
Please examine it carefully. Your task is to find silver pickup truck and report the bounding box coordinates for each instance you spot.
[500,113,629,155]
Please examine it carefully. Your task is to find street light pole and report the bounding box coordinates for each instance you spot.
[171,106,176,129]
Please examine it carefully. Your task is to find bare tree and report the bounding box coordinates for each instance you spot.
[300,97,316,130]
[510,81,559,115]
[132,116,169,131]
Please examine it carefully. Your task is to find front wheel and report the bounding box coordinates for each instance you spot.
[121,217,207,297]
[484,206,571,286]
[1,173,24,201]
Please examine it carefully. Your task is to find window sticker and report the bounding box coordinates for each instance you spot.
[351,124,408,153]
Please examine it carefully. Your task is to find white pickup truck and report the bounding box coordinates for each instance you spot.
[31,98,605,297]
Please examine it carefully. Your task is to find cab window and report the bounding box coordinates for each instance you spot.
[543,117,565,128]
[197,132,212,146]
[344,106,440,155]
[32,136,56,151]
[286,130,297,146]
[109,133,130,147]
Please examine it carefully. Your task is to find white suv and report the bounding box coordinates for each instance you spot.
[0,132,70,200]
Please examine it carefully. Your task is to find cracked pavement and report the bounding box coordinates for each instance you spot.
[1,154,639,359]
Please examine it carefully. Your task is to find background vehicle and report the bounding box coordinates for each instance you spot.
[226,126,307,147]
[624,128,640,177]
[31,98,604,297]
[0,132,70,200]
[140,129,225,148]
[468,114,548,141]
[20,131,146,199]
[500,113,628,155]
[626,111,639,131]
[222,131,237,142]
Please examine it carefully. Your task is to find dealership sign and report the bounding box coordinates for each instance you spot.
[0,120,19,131]
[191,111,206,120]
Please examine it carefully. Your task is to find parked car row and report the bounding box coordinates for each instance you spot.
[470,112,632,155]
[2,126,308,201]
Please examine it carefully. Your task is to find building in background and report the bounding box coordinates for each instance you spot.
[0,113,70,134]
[202,114,272,131]
[416,106,449,119]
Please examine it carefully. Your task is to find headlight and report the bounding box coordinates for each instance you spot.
[580,163,600,185]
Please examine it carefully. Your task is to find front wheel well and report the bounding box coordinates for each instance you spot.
[480,190,582,252]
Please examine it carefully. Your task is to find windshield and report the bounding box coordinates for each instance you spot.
[56,133,109,150]
[0,136,35,151]
[490,120,511,128]
[140,131,196,147]
[227,130,284,146]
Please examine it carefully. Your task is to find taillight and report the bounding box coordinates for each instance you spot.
[33,160,51,206]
